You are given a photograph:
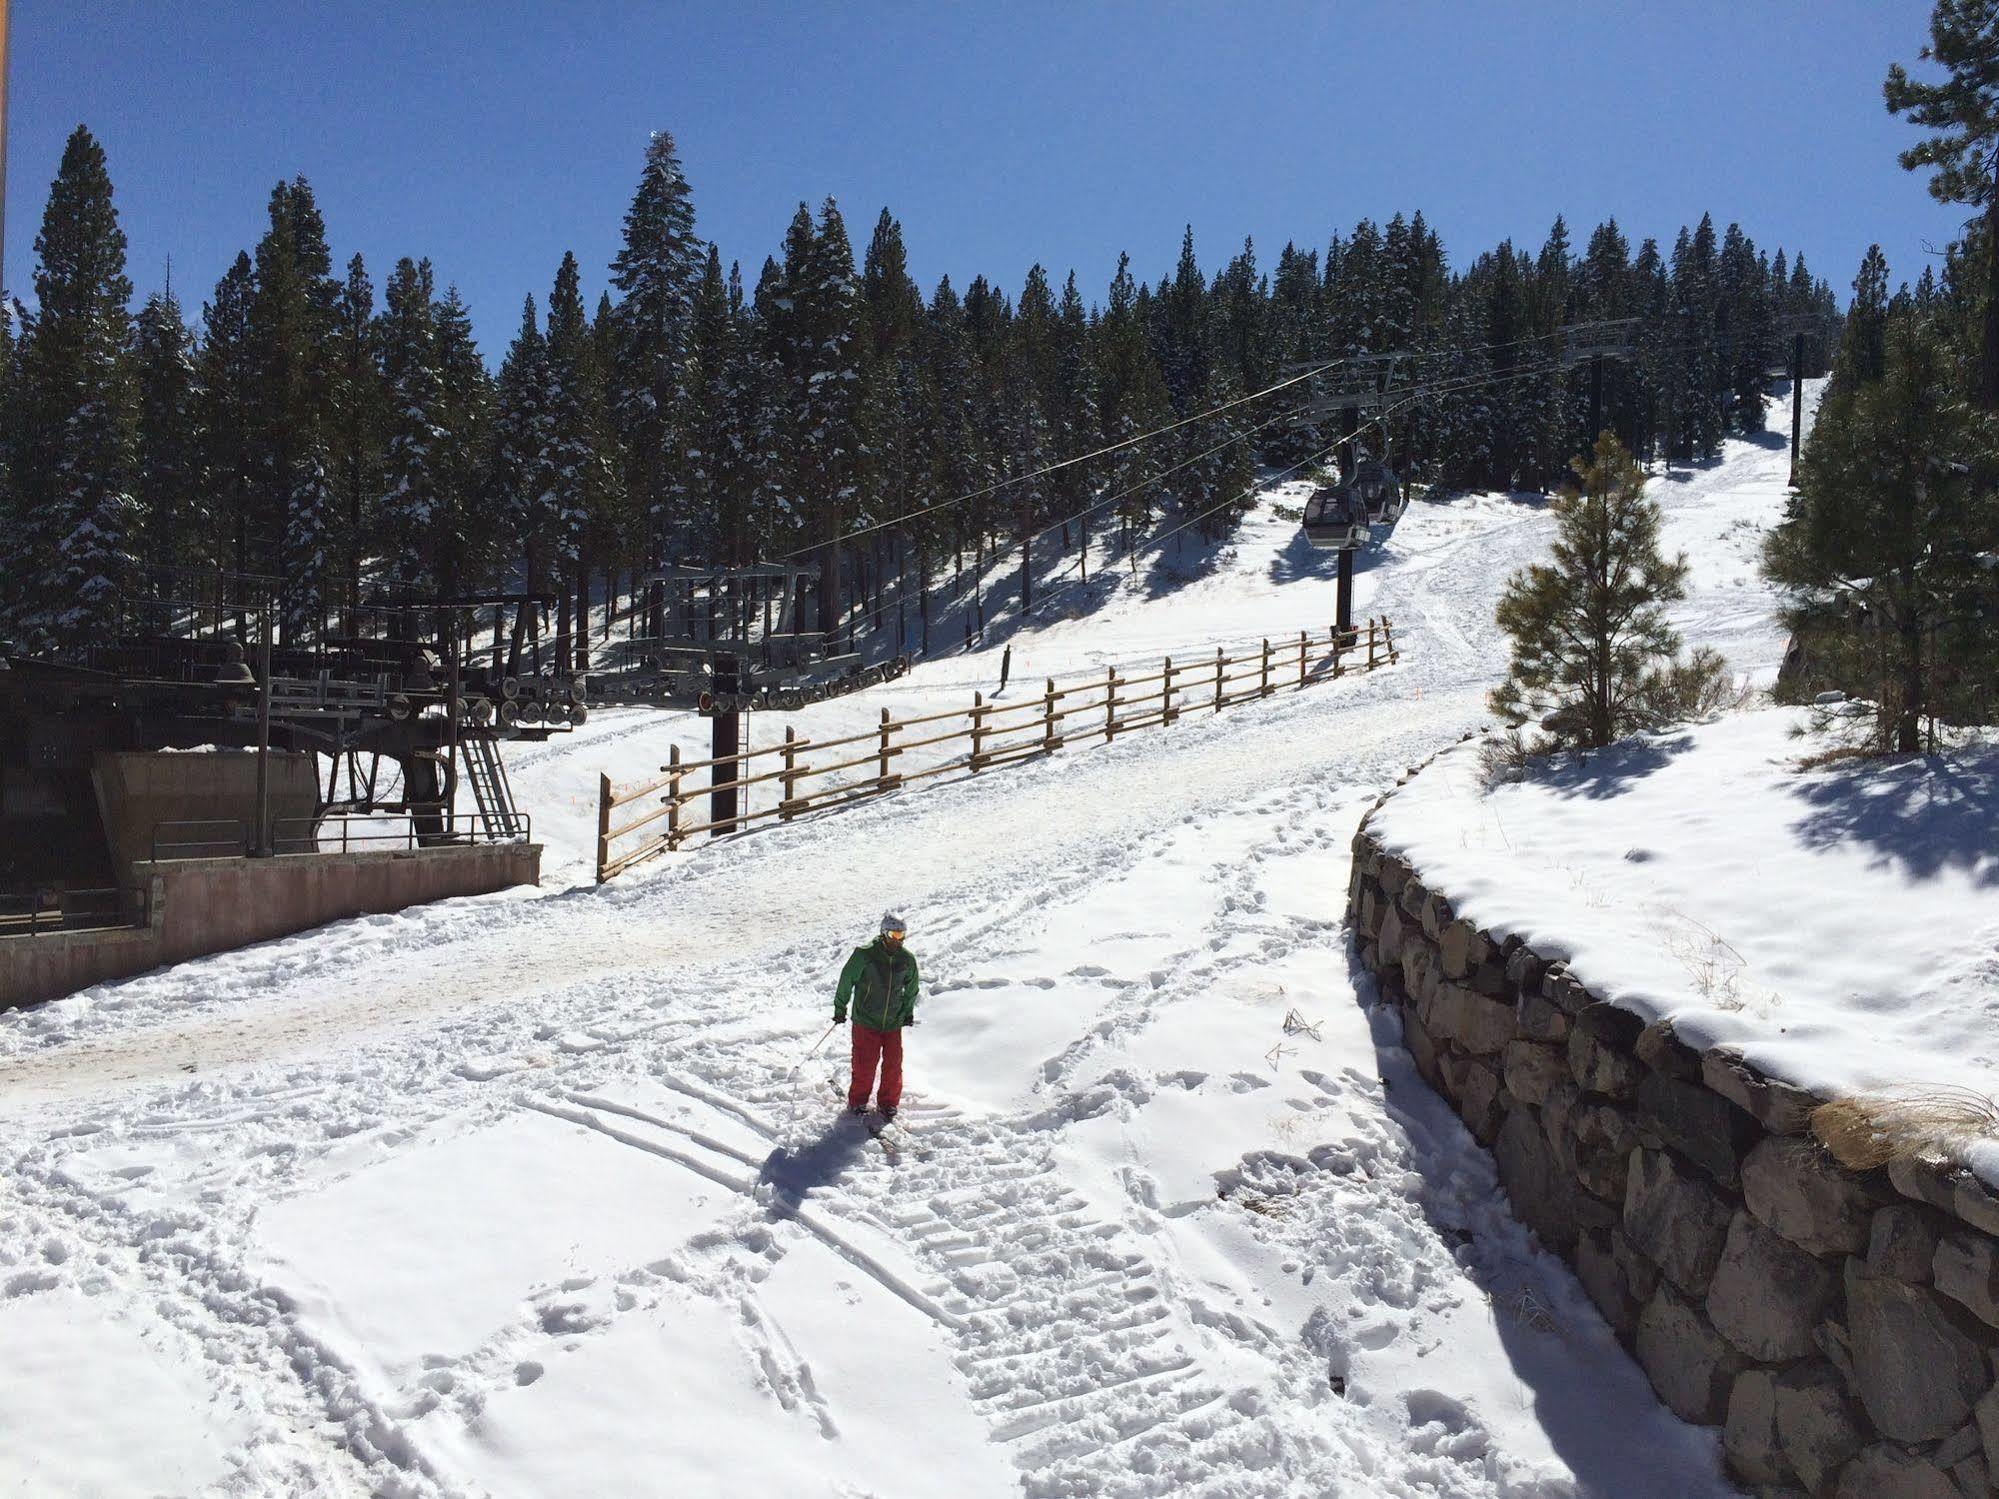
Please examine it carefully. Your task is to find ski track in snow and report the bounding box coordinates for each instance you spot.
[0,396,1818,1498]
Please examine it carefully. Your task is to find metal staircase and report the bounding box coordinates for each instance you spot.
[460,728,526,840]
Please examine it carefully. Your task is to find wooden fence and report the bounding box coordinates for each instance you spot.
[595,616,1398,882]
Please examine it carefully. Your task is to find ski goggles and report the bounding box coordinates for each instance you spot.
[883,928,906,942]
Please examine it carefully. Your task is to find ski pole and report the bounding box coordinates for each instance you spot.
[786,1022,839,1080]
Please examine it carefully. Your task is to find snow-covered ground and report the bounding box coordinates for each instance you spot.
[0,393,1818,1498]
[1367,705,1999,1171]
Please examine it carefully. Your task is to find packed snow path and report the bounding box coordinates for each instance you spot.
[0,401,1812,1497]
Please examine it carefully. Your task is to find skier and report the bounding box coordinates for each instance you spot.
[833,913,920,1120]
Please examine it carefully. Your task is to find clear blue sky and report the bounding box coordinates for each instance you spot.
[8,1,1963,358]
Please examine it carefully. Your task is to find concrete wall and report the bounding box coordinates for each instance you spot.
[1,841,539,1009]
[1349,804,1999,1498]
[91,749,319,883]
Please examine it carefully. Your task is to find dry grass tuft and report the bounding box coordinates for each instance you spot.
[1794,744,1891,772]
[1810,1086,1999,1171]
[1477,727,1536,790]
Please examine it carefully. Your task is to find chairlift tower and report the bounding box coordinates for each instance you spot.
[626,562,911,835]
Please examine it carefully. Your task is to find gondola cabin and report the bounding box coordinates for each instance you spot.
[1347,457,1404,526]
[1301,484,1368,551]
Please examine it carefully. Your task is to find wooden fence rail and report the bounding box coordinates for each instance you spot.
[595,616,1397,882]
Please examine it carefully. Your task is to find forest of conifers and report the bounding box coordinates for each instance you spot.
[0,126,1842,663]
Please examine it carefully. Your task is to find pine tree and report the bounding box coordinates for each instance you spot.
[1527,216,1574,484]
[432,285,491,604]
[745,259,799,562]
[608,131,702,569]
[714,261,777,567]
[249,178,340,632]
[491,295,554,597]
[547,252,611,667]
[0,306,15,574]
[1431,294,1495,488]
[283,440,335,639]
[1633,238,1674,463]
[775,199,864,639]
[1718,222,1774,433]
[198,253,258,587]
[331,254,382,606]
[1673,215,1725,460]
[860,212,925,631]
[1096,251,1173,545]
[1490,433,1694,748]
[1837,246,1892,387]
[1050,270,1100,561]
[1766,315,1999,748]
[375,257,444,590]
[1886,0,1999,409]
[6,127,138,650]
[131,286,201,575]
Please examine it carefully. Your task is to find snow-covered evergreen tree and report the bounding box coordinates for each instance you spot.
[283,441,335,640]
[375,257,444,590]
[331,254,382,606]
[6,127,138,651]
[546,253,611,665]
[1767,313,1999,749]
[491,295,554,593]
[132,287,201,577]
[198,253,258,586]
[1673,215,1725,460]
[771,198,864,638]
[249,178,340,622]
[432,285,491,603]
[608,132,702,567]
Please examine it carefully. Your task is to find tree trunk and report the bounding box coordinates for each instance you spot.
[556,577,572,677]
[1896,595,1923,754]
[818,539,841,646]
[1984,152,1999,413]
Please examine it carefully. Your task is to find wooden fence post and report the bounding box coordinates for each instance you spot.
[1260,638,1272,697]
[878,708,895,792]
[1298,630,1308,689]
[1367,618,1379,671]
[1105,667,1118,741]
[780,728,799,821]
[1331,623,1344,679]
[1162,656,1175,725]
[971,692,987,771]
[666,743,682,847]
[1043,677,1057,752]
[1384,617,1398,663]
[1214,646,1225,713]
[596,772,613,883]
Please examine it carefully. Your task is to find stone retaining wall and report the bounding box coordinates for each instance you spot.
[1350,810,1999,1498]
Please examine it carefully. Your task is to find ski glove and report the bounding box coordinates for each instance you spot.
[833,1010,847,1025]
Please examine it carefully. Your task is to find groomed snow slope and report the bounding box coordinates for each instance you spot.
[0,392,1816,1498]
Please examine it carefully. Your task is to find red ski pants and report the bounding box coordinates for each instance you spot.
[848,1023,903,1112]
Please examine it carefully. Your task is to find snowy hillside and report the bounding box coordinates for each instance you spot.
[0,391,1817,1499]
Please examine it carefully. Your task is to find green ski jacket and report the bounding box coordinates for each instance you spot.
[834,938,920,1031]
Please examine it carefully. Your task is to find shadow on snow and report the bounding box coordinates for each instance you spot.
[1787,750,1999,887]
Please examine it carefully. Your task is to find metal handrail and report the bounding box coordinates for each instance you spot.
[270,810,533,855]
[0,886,132,938]
[150,819,250,861]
